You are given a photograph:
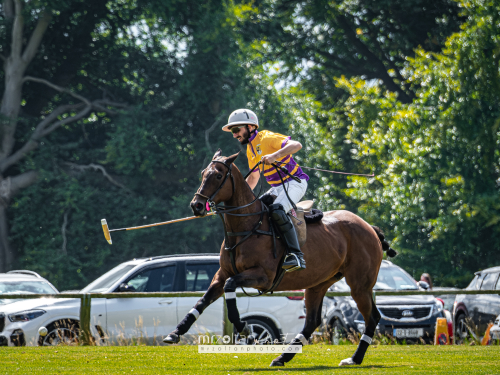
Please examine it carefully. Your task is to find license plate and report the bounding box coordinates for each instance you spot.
[393,328,424,338]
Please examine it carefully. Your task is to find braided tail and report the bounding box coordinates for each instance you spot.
[371,226,398,258]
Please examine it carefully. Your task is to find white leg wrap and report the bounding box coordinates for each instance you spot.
[284,333,307,352]
[295,333,308,346]
[225,292,236,300]
[360,334,372,344]
[189,308,200,320]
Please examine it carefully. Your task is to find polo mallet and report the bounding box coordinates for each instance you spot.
[101,210,215,244]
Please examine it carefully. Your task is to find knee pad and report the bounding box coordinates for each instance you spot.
[269,204,293,230]
[269,203,285,212]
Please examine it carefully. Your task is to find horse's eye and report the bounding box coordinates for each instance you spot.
[217,174,223,180]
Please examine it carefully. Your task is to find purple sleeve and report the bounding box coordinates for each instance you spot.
[281,136,291,148]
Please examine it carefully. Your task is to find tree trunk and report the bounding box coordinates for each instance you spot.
[0,61,24,160]
[0,205,14,272]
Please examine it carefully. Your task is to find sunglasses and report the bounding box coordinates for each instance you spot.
[230,126,246,134]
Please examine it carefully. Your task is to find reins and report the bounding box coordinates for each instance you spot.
[273,160,375,177]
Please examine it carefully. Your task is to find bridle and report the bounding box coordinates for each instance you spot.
[195,159,235,204]
[195,159,262,215]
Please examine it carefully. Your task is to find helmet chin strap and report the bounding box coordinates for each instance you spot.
[246,124,256,137]
[241,125,256,145]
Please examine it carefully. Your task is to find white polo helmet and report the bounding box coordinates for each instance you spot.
[222,109,259,132]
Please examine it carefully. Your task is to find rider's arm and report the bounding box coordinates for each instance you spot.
[262,140,302,165]
[246,171,260,190]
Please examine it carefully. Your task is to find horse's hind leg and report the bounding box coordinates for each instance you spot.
[270,285,328,367]
[163,270,225,343]
[339,291,380,366]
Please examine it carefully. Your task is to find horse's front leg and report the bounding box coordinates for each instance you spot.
[223,268,271,338]
[163,270,226,344]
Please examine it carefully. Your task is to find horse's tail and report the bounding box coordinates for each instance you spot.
[371,226,398,258]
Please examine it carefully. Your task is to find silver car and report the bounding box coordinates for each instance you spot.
[0,254,306,346]
[0,270,59,346]
[0,271,58,306]
[322,260,445,343]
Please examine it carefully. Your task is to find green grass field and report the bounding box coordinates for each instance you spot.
[2,345,500,374]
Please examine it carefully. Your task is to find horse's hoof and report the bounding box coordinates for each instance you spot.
[163,333,180,344]
[246,335,255,345]
[339,357,356,366]
[269,361,284,367]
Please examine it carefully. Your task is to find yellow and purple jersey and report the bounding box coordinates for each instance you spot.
[247,130,309,186]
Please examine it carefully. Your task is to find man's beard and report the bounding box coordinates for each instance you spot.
[239,127,253,144]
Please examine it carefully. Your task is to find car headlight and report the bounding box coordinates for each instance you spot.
[434,301,443,313]
[8,310,46,322]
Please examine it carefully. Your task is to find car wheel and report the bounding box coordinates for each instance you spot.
[330,318,348,340]
[238,318,278,345]
[455,313,468,342]
[39,319,80,346]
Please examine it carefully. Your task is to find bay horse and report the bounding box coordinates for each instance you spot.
[164,150,396,367]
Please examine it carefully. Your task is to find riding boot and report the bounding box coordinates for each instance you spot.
[269,203,306,272]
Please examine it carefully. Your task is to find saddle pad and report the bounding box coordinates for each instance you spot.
[296,200,314,212]
[304,208,323,224]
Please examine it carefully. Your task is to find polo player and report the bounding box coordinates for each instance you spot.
[222,108,308,272]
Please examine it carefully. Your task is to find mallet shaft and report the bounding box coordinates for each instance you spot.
[109,212,216,233]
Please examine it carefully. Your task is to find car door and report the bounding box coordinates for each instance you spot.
[479,272,500,330]
[466,273,485,328]
[176,261,224,337]
[105,264,178,344]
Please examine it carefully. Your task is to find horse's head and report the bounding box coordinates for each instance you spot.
[191,149,240,216]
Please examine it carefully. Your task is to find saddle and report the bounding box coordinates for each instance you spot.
[293,200,323,247]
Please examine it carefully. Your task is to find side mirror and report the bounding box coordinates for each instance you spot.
[118,283,136,292]
[418,281,430,290]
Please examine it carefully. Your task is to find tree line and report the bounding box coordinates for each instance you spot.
[0,0,497,289]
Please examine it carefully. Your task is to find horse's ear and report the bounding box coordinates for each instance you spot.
[225,151,240,165]
[213,149,222,160]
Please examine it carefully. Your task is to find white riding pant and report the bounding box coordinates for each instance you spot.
[263,179,308,213]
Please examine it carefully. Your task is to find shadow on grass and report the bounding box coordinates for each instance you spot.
[238,365,404,372]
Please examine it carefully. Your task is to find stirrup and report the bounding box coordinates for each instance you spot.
[282,253,306,272]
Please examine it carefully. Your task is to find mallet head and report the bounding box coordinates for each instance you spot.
[101,219,112,244]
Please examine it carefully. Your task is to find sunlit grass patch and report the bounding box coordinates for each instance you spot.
[3,344,500,374]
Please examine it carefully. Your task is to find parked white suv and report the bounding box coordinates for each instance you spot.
[0,254,305,346]
[0,270,59,346]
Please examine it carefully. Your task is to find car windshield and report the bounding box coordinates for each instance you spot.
[0,280,58,304]
[0,280,57,294]
[81,264,136,293]
[330,266,418,292]
[375,267,418,290]
[466,275,479,290]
